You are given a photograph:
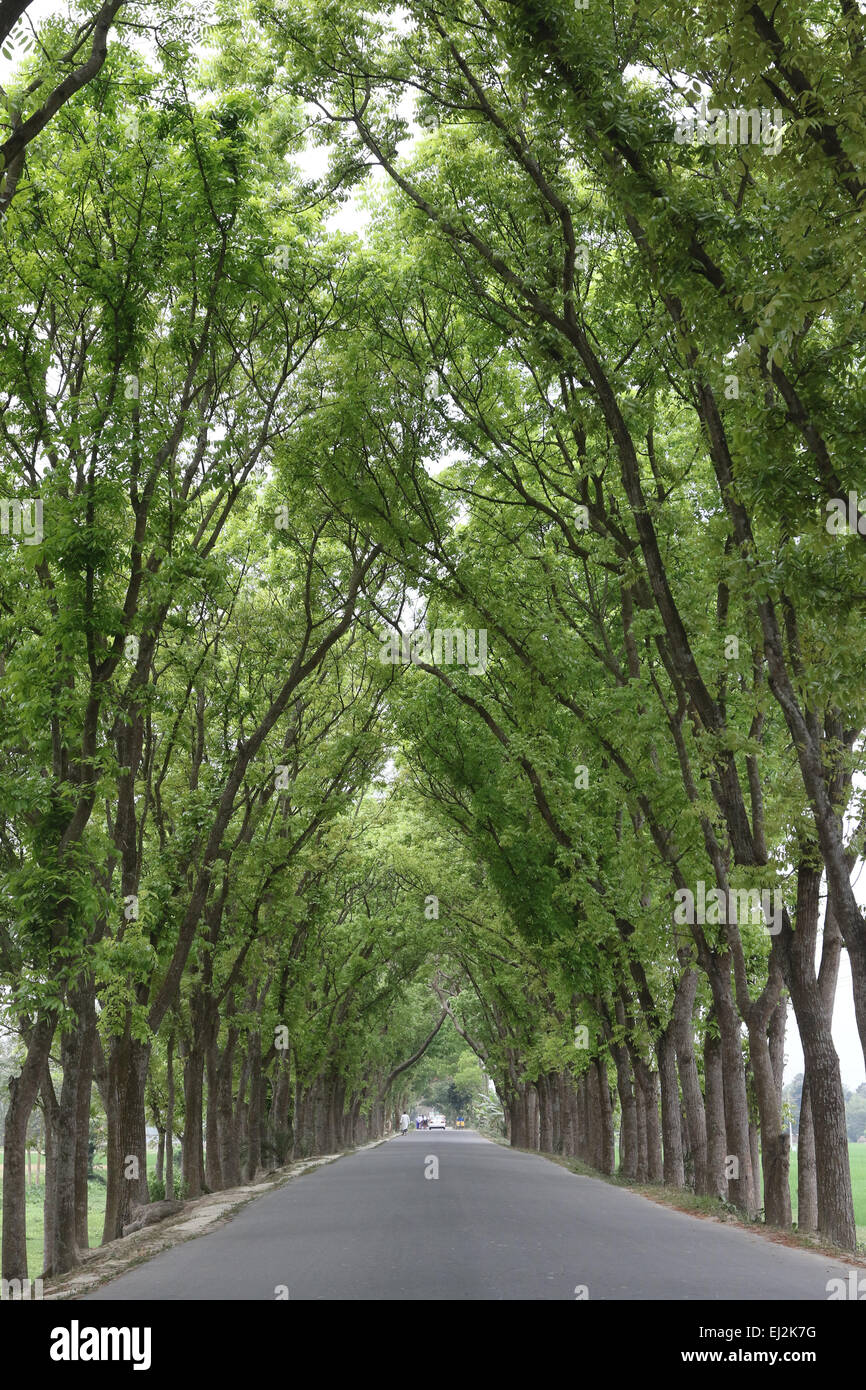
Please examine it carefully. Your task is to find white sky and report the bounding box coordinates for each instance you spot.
[2,2,864,1090]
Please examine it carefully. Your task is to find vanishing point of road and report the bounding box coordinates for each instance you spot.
[83,1130,856,1301]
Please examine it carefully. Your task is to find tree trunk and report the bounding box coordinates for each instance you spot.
[611,1042,638,1179]
[526,1083,539,1149]
[205,1025,223,1192]
[714,982,756,1213]
[45,1015,86,1274]
[748,1019,790,1229]
[658,1027,685,1187]
[41,1067,58,1278]
[271,1060,292,1164]
[796,1076,817,1233]
[235,1050,250,1157]
[780,869,855,1248]
[577,1071,590,1162]
[165,1029,175,1201]
[181,1042,206,1199]
[674,968,709,1193]
[74,1001,95,1251]
[244,1035,263,1181]
[797,1020,855,1247]
[632,1058,649,1182]
[217,1027,241,1186]
[537,1074,553,1152]
[102,1033,150,1242]
[595,1058,616,1175]
[703,1021,728,1200]
[2,1014,55,1282]
[749,1121,761,1205]
[635,1057,663,1182]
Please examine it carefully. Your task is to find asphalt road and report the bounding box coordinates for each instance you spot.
[84,1130,857,1300]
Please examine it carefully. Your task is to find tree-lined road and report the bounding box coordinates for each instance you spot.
[84,1133,854,1301]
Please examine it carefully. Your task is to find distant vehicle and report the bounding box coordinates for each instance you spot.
[429,1114,446,1129]
[456,1116,465,1128]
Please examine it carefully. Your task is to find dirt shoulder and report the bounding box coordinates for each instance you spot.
[44,1136,393,1300]
[532,1146,866,1265]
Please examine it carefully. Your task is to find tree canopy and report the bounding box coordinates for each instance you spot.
[1,0,865,1285]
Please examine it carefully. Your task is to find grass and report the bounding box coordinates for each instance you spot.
[788,1142,866,1246]
[0,1148,173,1279]
[544,1142,866,1255]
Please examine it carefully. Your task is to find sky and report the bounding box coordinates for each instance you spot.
[2,1,865,1091]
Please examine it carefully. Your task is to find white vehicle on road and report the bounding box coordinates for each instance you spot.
[429,1114,446,1129]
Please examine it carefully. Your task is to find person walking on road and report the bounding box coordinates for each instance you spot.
[400,1111,410,1135]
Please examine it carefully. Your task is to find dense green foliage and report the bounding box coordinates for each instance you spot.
[1,0,865,1283]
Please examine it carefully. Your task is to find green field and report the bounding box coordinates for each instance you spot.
[0,1149,172,1280]
[788,1142,866,1246]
